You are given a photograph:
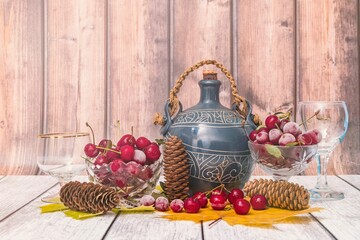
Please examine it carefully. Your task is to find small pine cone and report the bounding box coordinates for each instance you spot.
[163,136,190,201]
[243,178,310,210]
[60,181,120,214]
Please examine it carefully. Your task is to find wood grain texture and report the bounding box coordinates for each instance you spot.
[46,0,106,138]
[108,0,169,141]
[0,0,43,175]
[0,176,57,221]
[203,214,329,240]
[105,213,202,240]
[297,0,360,175]
[0,0,359,175]
[291,175,360,240]
[172,0,232,111]
[236,0,296,175]
[338,174,360,189]
[0,176,118,240]
[1,176,359,240]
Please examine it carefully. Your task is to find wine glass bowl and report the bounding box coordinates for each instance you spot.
[297,101,349,200]
[36,132,90,203]
[248,141,318,181]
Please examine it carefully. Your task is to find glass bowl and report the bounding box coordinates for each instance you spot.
[85,157,162,207]
[248,141,318,181]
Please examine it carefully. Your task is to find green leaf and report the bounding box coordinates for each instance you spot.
[40,203,68,213]
[159,182,165,192]
[256,125,266,131]
[265,144,282,158]
[285,142,299,146]
[155,138,165,145]
[64,210,103,219]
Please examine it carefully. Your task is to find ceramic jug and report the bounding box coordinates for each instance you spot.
[155,60,259,194]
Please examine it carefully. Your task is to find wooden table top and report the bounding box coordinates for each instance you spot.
[0,175,359,240]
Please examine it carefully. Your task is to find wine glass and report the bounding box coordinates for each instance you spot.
[36,132,90,203]
[297,101,349,200]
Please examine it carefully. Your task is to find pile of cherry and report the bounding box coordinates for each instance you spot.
[249,114,322,146]
[84,134,161,186]
[140,188,267,215]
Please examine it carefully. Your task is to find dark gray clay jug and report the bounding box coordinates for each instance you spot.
[159,61,258,194]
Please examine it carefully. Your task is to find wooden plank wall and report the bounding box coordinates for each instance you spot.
[0,0,359,175]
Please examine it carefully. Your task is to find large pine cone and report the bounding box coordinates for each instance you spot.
[163,136,190,201]
[60,181,120,214]
[243,178,310,210]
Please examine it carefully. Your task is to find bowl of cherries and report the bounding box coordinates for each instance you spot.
[84,131,162,207]
[248,114,320,181]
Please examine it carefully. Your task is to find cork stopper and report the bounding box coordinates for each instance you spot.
[203,70,217,80]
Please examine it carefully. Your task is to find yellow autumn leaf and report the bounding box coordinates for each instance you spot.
[113,206,155,213]
[64,210,103,219]
[161,206,322,226]
[40,203,69,213]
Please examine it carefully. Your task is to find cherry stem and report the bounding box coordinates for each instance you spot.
[131,126,134,136]
[86,122,95,144]
[204,184,225,196]
[299,110,320,127]
[208,217,222,228]
[96,146,121,155]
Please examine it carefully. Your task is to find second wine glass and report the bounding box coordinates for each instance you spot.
[37,132,90,203]
[297,101,349,200]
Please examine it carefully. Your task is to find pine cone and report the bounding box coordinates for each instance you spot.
[243,178,310,210]
[60,181,120,214]
[163,136,190,201]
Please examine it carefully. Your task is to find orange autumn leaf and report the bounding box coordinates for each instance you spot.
[160,206,322,226]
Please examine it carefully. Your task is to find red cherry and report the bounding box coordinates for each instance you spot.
[279,119,290,130]
[138,166,153,181]
[210,194,227,210]
[233,198,250,215]
[269,128,283,145]
[126,161,141,175]
[297,133,313,145]
[256,131,269,144]
[94,155,110,166]
[210,189,227,199]
[257,127,269,133]
[115,177,127,188]
[84,143,100,158]
[307,129,322,144]
[143,143,161,163]
[120,145,135,162]
[192,192,208,208]
[117,134,136,147]
[109,158,125,172]
[249,130,258,142]
[136,136,151,150]
[105,148,121,161]
[250,194,267,210]
[183,197,201,213]
[278,133,296,146]
[155,197,169,211]
[265,115,281,130]
[170,199,184,213]
[133,149,146,165]
[228,188,244,204]
[98,139,112,152]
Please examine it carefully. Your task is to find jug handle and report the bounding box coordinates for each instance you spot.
[160,99,183,135]
[153,59,262,127]
[232,100,258,129]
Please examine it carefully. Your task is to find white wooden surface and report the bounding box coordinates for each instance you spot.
[0,176,359,240]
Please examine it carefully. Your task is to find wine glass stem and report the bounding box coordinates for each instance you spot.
[315,153,330,190]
